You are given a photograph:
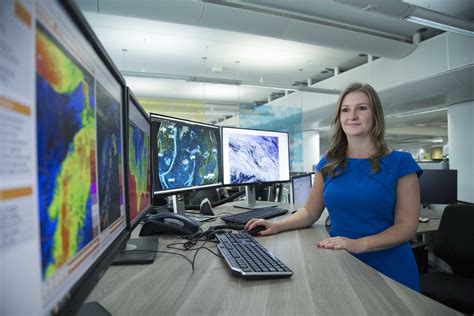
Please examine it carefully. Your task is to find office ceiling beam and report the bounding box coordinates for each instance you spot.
[122,70,341,95]
[335,0,474,38]
[386,127,447,137]
[86,0,417,59]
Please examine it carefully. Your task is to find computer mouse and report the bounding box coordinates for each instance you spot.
[246,225,266,236]
[418,216,430,223]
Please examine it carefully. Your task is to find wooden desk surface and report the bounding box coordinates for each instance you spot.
[417,208,442,234]
[86,203,459,315]
[417,219,441,234]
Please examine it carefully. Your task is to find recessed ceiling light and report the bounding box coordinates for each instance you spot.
[396,107,448,118]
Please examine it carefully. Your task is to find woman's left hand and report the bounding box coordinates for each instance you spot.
[316,236,366,254]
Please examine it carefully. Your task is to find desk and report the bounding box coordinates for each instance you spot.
[417,219,441,234]
[86,203,459,315]
[417,207,442,234]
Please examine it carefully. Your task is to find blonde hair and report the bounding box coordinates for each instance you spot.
[321,82,388,178]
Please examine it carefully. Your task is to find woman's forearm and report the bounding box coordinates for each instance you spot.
[357,222,417,252]
[274,208,321,233]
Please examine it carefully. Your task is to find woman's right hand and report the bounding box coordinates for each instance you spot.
[244,218,282,236]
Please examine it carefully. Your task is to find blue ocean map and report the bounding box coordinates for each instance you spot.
[157,122,219,190]
[229,134,280,184]
[36,23,95,278]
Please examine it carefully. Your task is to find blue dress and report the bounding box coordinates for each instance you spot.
[316,150,422,291]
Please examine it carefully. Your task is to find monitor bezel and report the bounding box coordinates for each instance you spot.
[291,172,314,205]
[125,88,153,232]
[221,126,291,187]
[149,112,223,196]
[53,1,130,314]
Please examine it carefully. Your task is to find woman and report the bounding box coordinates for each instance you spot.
[245,82,422,291]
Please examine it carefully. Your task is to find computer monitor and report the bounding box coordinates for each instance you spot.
[150,113,222,213]
[221,127,290,209]
[112,88,158,265]
[1,1,128,315]
[419,170,458,206]
[291,173,313,209]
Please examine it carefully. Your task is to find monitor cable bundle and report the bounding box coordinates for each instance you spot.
[168,224,245,269]
[123,224,245,271]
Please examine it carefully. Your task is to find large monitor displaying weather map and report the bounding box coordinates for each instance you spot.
[127,89,151,229]
[0,1,128,315]
[150,113,222,195]
[222,127,290,186]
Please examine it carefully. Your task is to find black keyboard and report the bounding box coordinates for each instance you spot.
[221,206,288,225]
[216,231,293,279]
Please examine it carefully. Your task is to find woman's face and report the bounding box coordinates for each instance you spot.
[339,91,374,138]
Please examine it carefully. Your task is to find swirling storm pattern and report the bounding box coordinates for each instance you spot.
[128,123,150,222]
[36,25,94,279]
[96,82,123,231]
[156,122,219,190]
[228,134,280,184]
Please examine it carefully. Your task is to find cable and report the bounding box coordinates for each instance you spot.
[167,241,221,257]
[121,249,194,269]
[123,225,242,271]
[191,240,210,268]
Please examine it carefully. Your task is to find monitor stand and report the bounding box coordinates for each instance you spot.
[420,202,430,216]
[233,185,277,210]
[112,237,158,265]
[171,194,186,215]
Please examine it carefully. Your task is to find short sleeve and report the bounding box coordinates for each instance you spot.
[315,155,327,172]
[398,152,423,178]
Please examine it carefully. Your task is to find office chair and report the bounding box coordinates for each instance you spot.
[420,204,474,314]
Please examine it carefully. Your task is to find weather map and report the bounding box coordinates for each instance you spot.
[128,123,150,222]
[228,134,280,184]
[96,83,123,231]
[156,121,219,190]
[36,24,95,279]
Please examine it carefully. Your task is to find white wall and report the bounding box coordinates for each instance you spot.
[448,101,474,203]
[302,130,320,172]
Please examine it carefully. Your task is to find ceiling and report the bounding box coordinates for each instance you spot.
[75,0,474,151]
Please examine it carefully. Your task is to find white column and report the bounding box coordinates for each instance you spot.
[448,101,474,203]
[303,130,320,172]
